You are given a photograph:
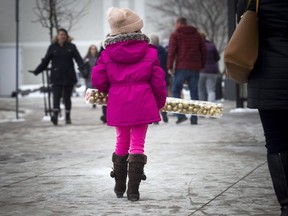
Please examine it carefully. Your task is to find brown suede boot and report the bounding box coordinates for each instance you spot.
[110,153,129,198]
[127,154,147,201]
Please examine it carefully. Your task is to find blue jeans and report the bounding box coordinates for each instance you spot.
[198,73,218,102]
[172,69,199,122]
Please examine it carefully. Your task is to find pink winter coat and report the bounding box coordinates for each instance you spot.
[91,33,167,126]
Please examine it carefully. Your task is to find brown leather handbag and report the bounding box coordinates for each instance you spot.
[224,0,259,84]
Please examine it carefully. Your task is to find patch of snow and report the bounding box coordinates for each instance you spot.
[0,110,26,123]
[230,108,258,114]
[18,84,86,98]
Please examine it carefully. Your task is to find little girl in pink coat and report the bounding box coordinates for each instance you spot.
[91,7,166,201]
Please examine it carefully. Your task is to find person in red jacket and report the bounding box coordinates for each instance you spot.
[167,17,207,125]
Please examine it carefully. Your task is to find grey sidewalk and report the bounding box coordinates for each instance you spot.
[0,96,280,216]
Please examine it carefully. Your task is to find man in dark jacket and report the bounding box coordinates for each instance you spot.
[31,28,84,125]
[167,17,207,125]
[150,34,169,123]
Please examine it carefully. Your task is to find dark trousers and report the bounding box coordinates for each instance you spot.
[52,84,74,111]
[258,109,288,154]
[102,105,106,116]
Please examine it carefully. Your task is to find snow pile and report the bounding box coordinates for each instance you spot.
[229,108,258,114]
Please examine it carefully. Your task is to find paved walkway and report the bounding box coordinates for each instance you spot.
[0,96,280,216]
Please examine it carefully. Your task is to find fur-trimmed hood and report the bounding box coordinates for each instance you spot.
[91,33,167,126]
[104,32,150,49]
[102,32,152,64]
[52,35,73,44]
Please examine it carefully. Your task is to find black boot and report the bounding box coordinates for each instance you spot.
[161,112,168,123]
[65,111,71,124]
[267,152,288,216]
[127,154,147,201]
[100,115,107,123]
[110,153,129,198]
[51,110,58,125]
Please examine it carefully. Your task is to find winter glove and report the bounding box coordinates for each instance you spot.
[28,70,37,76]
[79,65,89,79]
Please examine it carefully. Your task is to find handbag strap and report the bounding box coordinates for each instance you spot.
[246,0,259,13]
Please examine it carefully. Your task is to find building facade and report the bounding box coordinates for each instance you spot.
[0,0,167,96]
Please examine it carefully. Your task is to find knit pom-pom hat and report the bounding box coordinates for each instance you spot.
[107,7,143,36]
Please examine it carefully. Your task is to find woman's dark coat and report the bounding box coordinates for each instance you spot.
[34,42,84,86]
[237,0,288,109]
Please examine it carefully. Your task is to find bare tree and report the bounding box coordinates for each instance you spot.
[147,0,228,54]
[32,0,91,42]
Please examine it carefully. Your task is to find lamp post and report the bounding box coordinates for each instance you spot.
[15,0,20,119]
[227,0,245,108]
[227,0,236,38]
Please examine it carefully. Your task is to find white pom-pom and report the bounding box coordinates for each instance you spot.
[107,7,126,22]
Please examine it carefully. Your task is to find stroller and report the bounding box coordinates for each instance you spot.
[40,68,53,121]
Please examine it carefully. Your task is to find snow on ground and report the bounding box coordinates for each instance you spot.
[18,84,86,98]
[229,108,258,113]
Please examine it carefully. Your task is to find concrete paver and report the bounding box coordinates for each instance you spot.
[0,96,280,216]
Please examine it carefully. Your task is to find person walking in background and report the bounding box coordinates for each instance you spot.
[198,32,220,102]
[150,34,169,123]
[30,28,84,125]
[236,1,288,215]
[83,45,98,109]
[93,37,108,123]
[167,17,207,125]
[83,45,98,90]
[91,7,166,201]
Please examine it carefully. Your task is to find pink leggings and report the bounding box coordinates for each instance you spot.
[115,124,149,156]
